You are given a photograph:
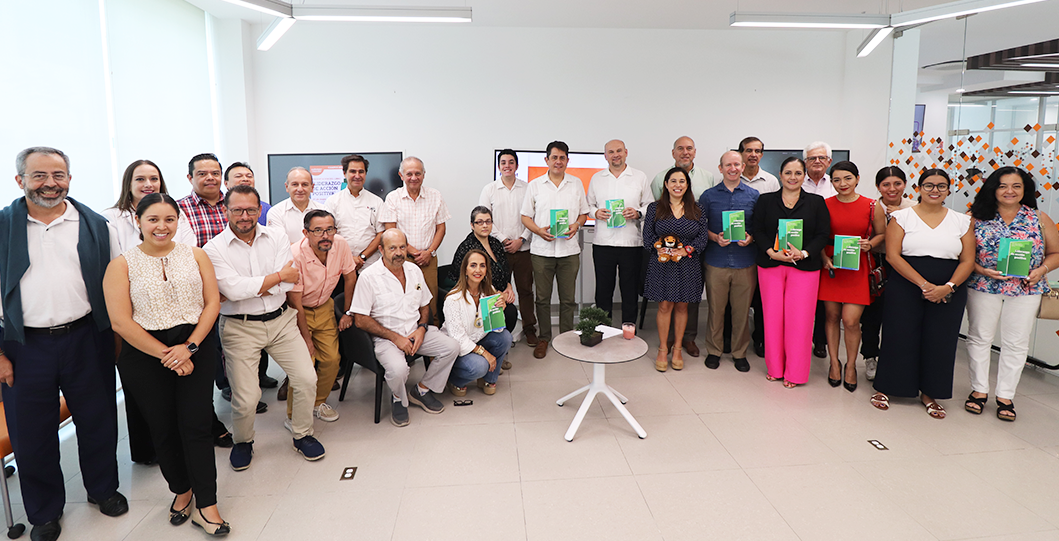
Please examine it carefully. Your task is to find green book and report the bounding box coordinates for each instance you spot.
[774,219,804,252]
[606,199,626,228]
[833,235,861,271]
[997,238,1033,278]
[550,209,570,238]
[479,293,506,332]
[722,210,746,241]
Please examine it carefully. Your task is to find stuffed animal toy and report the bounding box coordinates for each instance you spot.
[653,235,684,262]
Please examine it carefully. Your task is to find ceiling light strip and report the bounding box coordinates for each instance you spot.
[729,12,889,29]
[856,27,894,58]
[292,6,472,23]
[257,17,296,51]
[890,0,1044,27]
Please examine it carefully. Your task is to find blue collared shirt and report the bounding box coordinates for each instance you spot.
[698,181,760,269]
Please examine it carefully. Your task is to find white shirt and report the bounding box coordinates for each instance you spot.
[325,188,385,266]
[741,169,780,194]
[521,173,590,258]
[479,178,531,252]
[350,260,431,340]
[651,165,715,200]
[802,174,837,199]
[892,207,971,260]
[266,198,325,246]
[100,207,197,253]
[586,166,653,247]
[204,225,294,316]
[8,202,121,327]
[441,291,491,356]
[379,185,450,252]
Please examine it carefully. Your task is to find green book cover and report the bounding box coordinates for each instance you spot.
[550,209,569,237]
[833,235,861,270]
[722,210,746,241]
[997,238,1033,278]
[606,199,626,228]
[774,219,804,252]
[478,293,505,333]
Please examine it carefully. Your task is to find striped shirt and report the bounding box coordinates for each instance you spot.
[379,186,450,251]
[177,192,227,248]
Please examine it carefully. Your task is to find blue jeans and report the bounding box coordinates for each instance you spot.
[449,330,511,387]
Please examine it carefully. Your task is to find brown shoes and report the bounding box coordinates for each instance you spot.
[533,340,549,359]
[682,339,700,358]
[525,329,539,347]
[276,377,289,401]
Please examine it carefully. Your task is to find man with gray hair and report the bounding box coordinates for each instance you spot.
[381,157,450,326]
[0,147,126,541]
[802,141,837,199]
[266,166,325,243]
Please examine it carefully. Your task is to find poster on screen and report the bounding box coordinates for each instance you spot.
[308,165,345,204]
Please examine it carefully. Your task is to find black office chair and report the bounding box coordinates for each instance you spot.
[334,293,429,424]
[436,263,457,326]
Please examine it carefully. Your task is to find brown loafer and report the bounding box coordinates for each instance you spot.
[524,330,539,347]
[533,340,549,359]
[276,377,289,401]
[682,339,700,358]
[331,378,341,391]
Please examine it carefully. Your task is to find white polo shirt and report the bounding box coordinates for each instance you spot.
[204,224,294,316]
[741,169,780,194]
[586,166,653,247]
[520,173,590,258]
[479,178,531,251]
[266,198,324,246]
[325,187,385,266]
[802,174,837,199]
[350,260,431,340]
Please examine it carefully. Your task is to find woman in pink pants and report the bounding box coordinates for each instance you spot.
[751,157,831,387]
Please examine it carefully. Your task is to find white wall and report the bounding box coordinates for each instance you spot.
[247,24,894,261]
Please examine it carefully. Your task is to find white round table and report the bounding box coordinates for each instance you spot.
[552,330,649,441]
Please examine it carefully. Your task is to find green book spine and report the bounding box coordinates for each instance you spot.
[479,294,505,333]
[722,210,746,241]
[997,238,1033,278]
[833,235,861,270]
[606,199,626,228]
[775,219,804,251]
[550,209,569,237]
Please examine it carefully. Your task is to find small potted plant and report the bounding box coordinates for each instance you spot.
[576,306,612,347]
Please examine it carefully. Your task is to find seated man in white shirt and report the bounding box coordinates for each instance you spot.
[204,185,324,470]
[350,229,459,427]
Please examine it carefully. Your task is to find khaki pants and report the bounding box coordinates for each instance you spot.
[531,253,580,342]
[420,255,440,327]
[507,250,537,336]
[704,264,757,358]
[287,298,341,418]
[219,308,317,441]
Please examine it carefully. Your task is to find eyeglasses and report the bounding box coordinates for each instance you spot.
[805,156,830,163]
[28,172,68,182]
[307,227,337,237]
[473,220,493,226]
[229,208,260,216]
[920,183,949,192]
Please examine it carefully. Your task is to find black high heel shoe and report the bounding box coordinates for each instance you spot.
[843,363,858,393]
[169,495,192,525]
[191,507,231,536]
[828,361,841,387]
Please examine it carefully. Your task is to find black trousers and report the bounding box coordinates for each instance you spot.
[593,245,643,324]
[812,301,827,350]
[860,295,884,359]
[873,256,967,399]
[116,324,219,508]
[1,320,118,525]
[122,390,155,463]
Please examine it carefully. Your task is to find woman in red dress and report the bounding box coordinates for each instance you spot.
[819,161,886,392]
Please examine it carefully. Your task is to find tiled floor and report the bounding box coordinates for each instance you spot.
[8,311,1059,540]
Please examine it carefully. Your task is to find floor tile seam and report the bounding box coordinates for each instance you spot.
[1022,393,1059,413]
[119,500,161,541]
[736,466,813,541]
[843,459,963,540]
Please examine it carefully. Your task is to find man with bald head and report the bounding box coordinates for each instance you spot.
[697,151,759,372]
[587,140,653,325]
[381,157,450,327]
[351,229,459,427]
[652,136,715,356]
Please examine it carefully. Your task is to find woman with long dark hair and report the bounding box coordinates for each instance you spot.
[442,249,512,396]
[642,167,709,372]
[102,160,196,251]
[964,167,1059,421]
[870,169,975,419]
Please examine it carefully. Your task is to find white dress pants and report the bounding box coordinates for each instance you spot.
[965,288,1041,400]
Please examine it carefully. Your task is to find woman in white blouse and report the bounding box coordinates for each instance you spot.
[869,169,975,419]
[441,249,512,396]
[101,159,196,252]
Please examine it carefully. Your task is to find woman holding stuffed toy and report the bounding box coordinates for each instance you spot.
[643,167,709,372]
[751,157,830,388]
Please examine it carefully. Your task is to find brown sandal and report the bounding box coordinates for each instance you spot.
[925,400,946,419]
[870,392,889,410]
[655,348,668,372]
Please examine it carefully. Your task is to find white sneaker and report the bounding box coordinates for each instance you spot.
[314,403,339,422]
[864,357,878,381]
[283,417,293,433]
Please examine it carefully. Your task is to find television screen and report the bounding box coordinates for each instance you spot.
[492,149,607,226]
[757,149,850,179]
[267,152,404,205]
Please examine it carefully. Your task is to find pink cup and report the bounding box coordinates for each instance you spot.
[622,323,635,339]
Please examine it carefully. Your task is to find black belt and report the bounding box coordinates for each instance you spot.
[24,314,93,336]
[225,305,286,322]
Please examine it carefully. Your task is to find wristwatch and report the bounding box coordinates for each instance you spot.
[430,250,437,257]
[185,341,199,354]
[945,281,956,292]
[345,309,356,317]
[358,253,367,261]
[418,322,429,331]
